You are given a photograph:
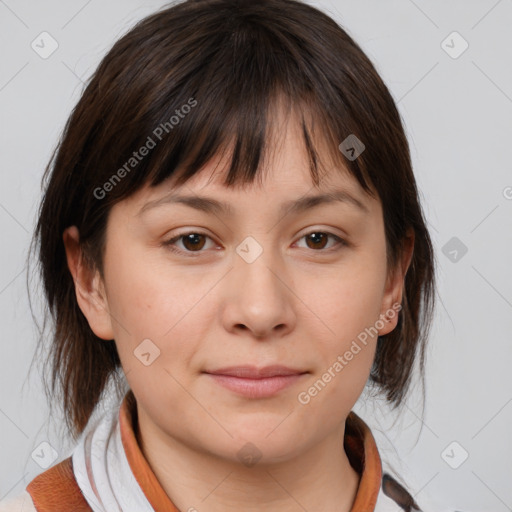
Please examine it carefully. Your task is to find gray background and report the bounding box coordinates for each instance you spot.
[1,1,511,510]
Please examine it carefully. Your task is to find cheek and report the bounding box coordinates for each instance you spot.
[104,237,195,329]
[297,251,386,397]
[304,260,386,340]
[101,247,180,361]
[297,281,380,420]
[106,261,170,335]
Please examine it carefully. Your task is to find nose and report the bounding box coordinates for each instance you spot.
[221,242,296,340]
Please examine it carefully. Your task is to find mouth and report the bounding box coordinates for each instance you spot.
[203,365,309,398]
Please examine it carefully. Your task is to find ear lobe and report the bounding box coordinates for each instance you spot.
[378,229,415,336]
[62,226,115,340]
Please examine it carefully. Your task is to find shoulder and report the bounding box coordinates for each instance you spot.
[0,490,37,512]
[1,458,92,512]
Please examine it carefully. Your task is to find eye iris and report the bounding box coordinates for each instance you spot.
[177,232,333,252]
[183,233,206,251]
[306,232,328,250]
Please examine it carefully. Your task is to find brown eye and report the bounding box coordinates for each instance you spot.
[297,231,346,251]
[305,232,329,250]
[181,233,207,251]
[164,230,346,257]
[163,232,214,255]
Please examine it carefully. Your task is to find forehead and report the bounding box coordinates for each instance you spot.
[126,167,381,236]
[130,149,374,221]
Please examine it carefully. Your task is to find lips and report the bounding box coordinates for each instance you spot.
[204,365,307,378]
[203,365,309,398]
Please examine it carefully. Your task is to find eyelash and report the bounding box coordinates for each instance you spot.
[162,230,348,256]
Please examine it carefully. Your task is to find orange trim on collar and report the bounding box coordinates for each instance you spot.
[119,391,383,512]
[119,391,180,512]
[345,411,383,511]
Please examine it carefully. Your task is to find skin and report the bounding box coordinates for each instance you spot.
[63,109,413,512]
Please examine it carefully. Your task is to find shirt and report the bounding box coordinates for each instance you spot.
[0,390,437,512]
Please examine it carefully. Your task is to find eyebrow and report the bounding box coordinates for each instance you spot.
[138,188,369,217]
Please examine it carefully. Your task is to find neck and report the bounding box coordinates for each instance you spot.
[135,407,361,512]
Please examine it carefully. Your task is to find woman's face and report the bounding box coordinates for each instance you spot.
[68,115,411,467]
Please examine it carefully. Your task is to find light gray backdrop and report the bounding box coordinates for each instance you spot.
[0,1,511,511]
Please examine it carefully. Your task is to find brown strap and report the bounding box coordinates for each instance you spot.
[344,411,382,511]
[382,473,422,511]
[26,457,92,512]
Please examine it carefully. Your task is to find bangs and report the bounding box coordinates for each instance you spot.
[81,0,379,213]
[144,18,377,193]
[146,89,371,193]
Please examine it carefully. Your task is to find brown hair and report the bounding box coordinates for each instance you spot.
[29,0,436,441]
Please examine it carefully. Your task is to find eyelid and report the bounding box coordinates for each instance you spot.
[294,230,347,251]
[162,228,348,256]
[163,230,218,255]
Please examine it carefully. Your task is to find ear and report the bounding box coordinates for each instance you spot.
[62,226,115,340]
[378,228,414,336]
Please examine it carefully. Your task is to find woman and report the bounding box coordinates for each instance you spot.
[1,0,441,510]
